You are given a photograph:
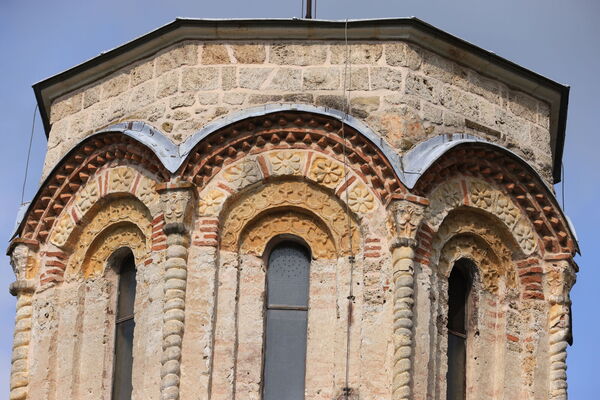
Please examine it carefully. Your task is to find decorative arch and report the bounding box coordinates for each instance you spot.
[240,211,336,259]
[179,109,406,205]
[413,140,577,255]
[49,165,161,249]
[219,180,360,259]
[17,131,168,243]
[77,223,147,278]
[62,197,152,279]
[422,177,537,256]
[430,210,518,294]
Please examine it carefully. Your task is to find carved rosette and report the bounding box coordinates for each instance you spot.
[8,242,37,400]
[388,200,425,400]
[546,260,576,400]
[157,183,195,400]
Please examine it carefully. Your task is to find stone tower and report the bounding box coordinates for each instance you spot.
[7,19,578,400]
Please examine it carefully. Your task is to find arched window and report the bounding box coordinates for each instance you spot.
[446,259,474,400]
[263,241,311,400]
[112,252,136,400]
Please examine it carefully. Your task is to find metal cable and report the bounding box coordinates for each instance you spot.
[21,104,38,205]
[340,18,355,400]
[561,161,565,212]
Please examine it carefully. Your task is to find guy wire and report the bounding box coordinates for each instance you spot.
[340,18,355,400]
[21,104,38,205]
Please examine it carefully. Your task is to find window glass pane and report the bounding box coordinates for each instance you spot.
[112,318,134,400]
[117,255,136,320]
[263,309,308,400]
[267,243,310,307]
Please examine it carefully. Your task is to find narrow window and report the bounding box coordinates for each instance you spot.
[446,259,473,400]
[263,241,310,400]
[112,253,136,400]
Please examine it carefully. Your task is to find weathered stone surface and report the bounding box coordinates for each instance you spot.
[130,61,154,86]
[269,43,327,65]
[385,43,422,70]
[331,43,383,64]
[202,44,231,64]
[156,43,197,75]
[169,93,196,109]
[371,67,403,90]
[83,87,101,109]
[50,92,83,123]
[350,96,380,118]
[181,67,219,91]
[102,73,130,100]
[221,66,236,90]
[239,67,272,89]
[267,68,301,90]
[303,67,340,90]
[232,44,266,64]
[156,71,179,98]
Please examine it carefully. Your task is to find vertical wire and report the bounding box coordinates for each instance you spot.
[340,18,354,400]
[561,161,565,212]
[21,104,38,205]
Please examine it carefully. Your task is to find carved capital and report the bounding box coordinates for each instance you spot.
[158,182,195,227]
[546,260,577,305]
[8,243,35,281]
[9,279,36,297]
[389,200,425,243]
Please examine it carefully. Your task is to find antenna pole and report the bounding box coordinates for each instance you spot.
[305,0,312,19]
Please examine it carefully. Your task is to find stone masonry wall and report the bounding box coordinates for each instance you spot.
[45,40,553,183]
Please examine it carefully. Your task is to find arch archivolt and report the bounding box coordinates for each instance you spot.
[197,149,381,221]
[431,210,517,294]
[64,197,152,279]
[219,180,361,259]
[423,177,538,256]
[240,211,336,259]
[78,223,147,278]
[49,164,161,249]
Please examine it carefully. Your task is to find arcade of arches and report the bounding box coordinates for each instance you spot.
[7,109,577,400]
[7,21,578,400]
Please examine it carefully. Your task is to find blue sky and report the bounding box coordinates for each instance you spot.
[0,0,597,397]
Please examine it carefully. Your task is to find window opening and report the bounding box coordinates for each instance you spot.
[263,241,310,400]
[446,259,473,400]
[112,252,136,400]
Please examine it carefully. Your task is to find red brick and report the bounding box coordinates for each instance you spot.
[518,266,543,276]
[523,292,544,300]
[520,275,542,284]
[193,240,218,247]
[506,334,519,342]
[46,260,66,269]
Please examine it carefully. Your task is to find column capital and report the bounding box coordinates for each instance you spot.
[389,199,426,246]
[158,180,196,232]
[9,279,36,296]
